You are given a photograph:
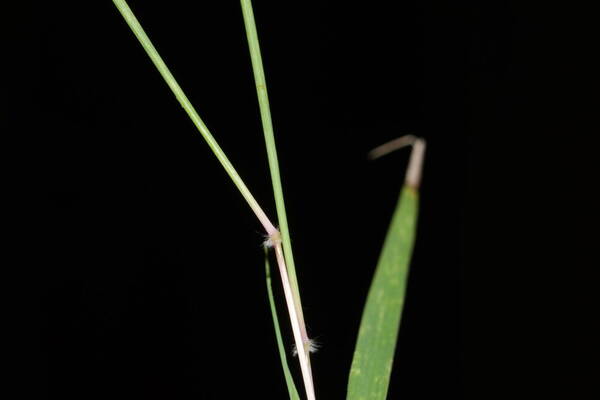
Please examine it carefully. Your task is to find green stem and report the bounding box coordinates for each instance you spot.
[239,0,305,335]
[112,0,276,234]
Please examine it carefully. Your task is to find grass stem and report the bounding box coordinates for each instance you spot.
[112,1,315,397]
[240,1,316,398]
[239,0,305,319]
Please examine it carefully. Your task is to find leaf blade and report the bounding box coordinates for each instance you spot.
[347,186,419,400]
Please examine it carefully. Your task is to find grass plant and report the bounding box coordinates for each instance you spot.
[112,1,426,398]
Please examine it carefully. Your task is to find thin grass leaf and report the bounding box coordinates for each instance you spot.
[240,2,316,399]
[347,138,425,400]
[265,249,301,400]
[111,0,276,234]
[239,0,303,306]
[239,0,308,340]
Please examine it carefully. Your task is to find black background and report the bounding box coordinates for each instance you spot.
[4,0,564,399]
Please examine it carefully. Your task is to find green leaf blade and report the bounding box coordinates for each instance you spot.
[347,186,419,400]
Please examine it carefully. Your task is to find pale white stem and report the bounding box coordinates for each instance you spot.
[263,221,279,238]
[273,240,316,400]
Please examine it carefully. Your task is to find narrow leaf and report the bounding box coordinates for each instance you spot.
[239,0,307,342]
[347,186,419,400]
[241,2,316,398]
[265,249,301,400]
[111,0,276,234]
